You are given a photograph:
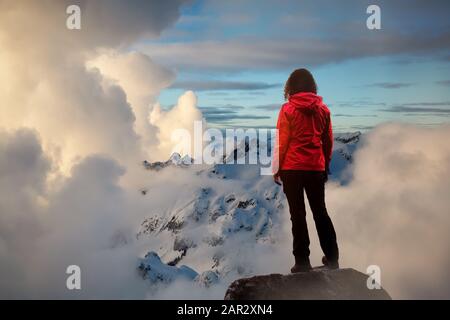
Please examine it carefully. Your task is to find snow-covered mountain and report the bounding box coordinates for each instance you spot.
[143,153,193,171]
[136,132,361,290]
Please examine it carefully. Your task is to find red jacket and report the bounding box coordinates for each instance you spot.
[273,92,333,172]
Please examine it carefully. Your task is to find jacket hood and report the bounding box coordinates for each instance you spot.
[288,92,323,114]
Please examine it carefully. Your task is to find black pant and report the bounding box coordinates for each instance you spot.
[280,170,339,266]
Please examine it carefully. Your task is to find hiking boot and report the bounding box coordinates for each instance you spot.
[290,263,312,273]
[322,256,339,269]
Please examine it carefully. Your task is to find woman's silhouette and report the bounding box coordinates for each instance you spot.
[273,68,339,273]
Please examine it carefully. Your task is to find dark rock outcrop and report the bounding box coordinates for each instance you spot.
[224,268,391,300]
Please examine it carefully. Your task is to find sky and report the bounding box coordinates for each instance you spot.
[1,0,450,299]
[137,0,450,132]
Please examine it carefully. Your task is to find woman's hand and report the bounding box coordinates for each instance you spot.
[273,172,282,185]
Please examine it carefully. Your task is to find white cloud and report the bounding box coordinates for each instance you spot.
[87,51,176,157]
[327,123,450,298]
[150,91,204,158]
[0,0,205,298]
[0,0,193,171]
[0,128,150,298]
[0,129,49,260]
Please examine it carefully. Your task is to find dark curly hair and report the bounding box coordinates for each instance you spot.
[284,68,317,100]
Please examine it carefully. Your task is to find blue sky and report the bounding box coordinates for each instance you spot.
[139,0,450,132]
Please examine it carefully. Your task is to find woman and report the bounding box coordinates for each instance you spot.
[273,68,339,273]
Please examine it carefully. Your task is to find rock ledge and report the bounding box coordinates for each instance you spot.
[224,268,391,300]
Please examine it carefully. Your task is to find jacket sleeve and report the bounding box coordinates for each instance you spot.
[272,106,291,174]
[322,112,333,171]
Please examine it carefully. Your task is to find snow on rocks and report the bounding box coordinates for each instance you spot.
[138,251,198,284]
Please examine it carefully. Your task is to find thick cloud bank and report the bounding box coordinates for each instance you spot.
[328,123,450,299]
[0,0,196,171]
[0,0,204,298]
[1,124,450,298]
[0,128,148,298]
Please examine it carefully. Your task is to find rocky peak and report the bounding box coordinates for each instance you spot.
[143,153,193,171]
[224,268,391,300]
